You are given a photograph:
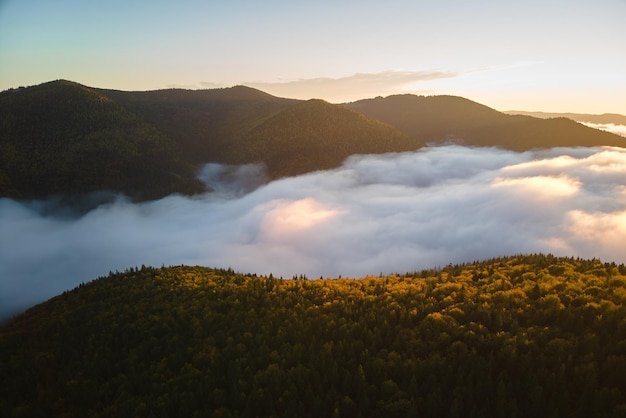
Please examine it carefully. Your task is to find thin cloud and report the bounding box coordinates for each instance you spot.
[2,145,626,320]
[245,70,460,102]
[493,174,581,198]
[165,81,228,90]
[581,122,626,138]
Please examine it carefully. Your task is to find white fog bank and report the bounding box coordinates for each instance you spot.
[581,122,626,138]
[2,145,626,320]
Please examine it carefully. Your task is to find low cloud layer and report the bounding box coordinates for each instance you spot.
[246,70,459,103]
[581,122,626,137]
[2,145,626,320]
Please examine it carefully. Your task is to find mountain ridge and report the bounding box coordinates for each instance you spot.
[0,80,421,199]
[344,94,625,150]
[2,80,625,200]
[0,80,206,200]
[233,98,420,178]
[94,84,300,165]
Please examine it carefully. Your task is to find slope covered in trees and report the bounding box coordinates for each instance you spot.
[3,81,626,200]
[345,95,626,150]
[96,85,298,165]
[97,87,422,178]
[1,255,625,417]
[97,86,423,178]
[0,81,206,200]
[0,81,417,199]
[233,99,420,178]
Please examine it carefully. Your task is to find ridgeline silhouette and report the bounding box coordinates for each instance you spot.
[2,80,624,200]
[345,94,625,150]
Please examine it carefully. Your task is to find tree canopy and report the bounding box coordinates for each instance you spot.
[1,254,625,417]
[0,81,206,200]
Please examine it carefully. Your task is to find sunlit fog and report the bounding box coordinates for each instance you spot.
[2,145,626,319]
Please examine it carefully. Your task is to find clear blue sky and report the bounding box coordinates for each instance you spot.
[1,0,625,113]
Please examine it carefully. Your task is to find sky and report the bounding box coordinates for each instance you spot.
[3,145,626,320]
[1,0,625,114]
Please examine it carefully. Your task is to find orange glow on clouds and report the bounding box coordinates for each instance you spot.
[581,123,626,138]
[585,148,626,173]
[567,209,626,259]
[501,155,579,172]
[259,198,341,238]
[492,175,581,198]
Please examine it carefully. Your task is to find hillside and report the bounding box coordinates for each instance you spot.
[0,81,206,200]
[345,95,626,150]
[96,85,298,164]
[1,255,625,417]
[233,99,422,178]
[98,88,421,178]
[0,81,418,199]
[3,81,626,200]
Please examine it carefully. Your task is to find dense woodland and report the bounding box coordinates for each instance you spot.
[100,89,422,180]
[3,84,625,416]
[1,254,625,417]
[2,80,624,201]
[0,81,420,200]
[0,81,206,200]
[96,85,299,166]
[345,95,626,150]
[233,99,418,178]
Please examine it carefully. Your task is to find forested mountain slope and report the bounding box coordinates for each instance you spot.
[96,85,299,164]
[0,81,416,198]
[233,99,421,178]
[3,81,625,200]
[2,254,625,417]
[345,95,626,150]
[97,87,422,178]
[0,81,206,200]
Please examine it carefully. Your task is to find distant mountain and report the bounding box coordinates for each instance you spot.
[234,99,420,178]
[1,81,419,199]
[2,81,625,200]
[345,95,626,150]
[1,255,625,416]
[96,85,299,165]
[0,81,206,200]
[97,87,421,179]
[504,111,626,125]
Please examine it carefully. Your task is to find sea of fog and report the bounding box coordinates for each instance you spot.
[2,144,626,320]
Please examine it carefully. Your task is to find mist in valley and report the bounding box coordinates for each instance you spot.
[2,145,626,320]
